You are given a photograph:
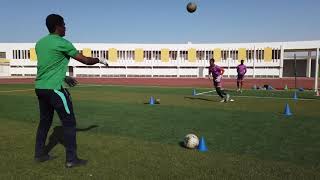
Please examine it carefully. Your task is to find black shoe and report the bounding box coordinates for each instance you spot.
[65,158,88,168]
[34,154,56,163]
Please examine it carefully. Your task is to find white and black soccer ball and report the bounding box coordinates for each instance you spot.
[184,134,199,149]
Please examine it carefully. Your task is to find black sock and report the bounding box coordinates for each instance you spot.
[216,87,226,98]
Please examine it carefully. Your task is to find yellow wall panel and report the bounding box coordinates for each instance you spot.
[30,48,37,61]
[238,48,246,61]
[188,48,196,62]
[135,48,144,62]
[161,49,169,62]
[82,48,92,57]
[108,48,117,62]
[214,48,221,61]
[0,59,10,63]
[264,47,272,62]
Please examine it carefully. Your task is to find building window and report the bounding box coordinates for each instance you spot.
[144,51,152,60]
[117,51,120,59]
[256,49,264,62]
[125,51,129,60]
[151,51,161,60]
[246,50,254,60]
[180,50,188,60]
[272,49,280,60]
[92,50,100,58]
[246,49,254,63]
[117,50,125,60]
[0,52,6,59]
[24,50,27,59]
[27,50,30,59]
[100,50,108,59]
[169,51,177,60]
[222,50,228,60]
[205,50,213,60]
[196,50,205,60]
[229,50,238,60]
[127,50,134,60]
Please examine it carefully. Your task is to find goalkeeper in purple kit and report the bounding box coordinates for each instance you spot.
[208,58,231,102]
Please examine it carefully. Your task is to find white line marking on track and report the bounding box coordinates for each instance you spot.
[197,93,318,101]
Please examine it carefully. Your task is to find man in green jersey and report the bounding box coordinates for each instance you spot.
[34,14,108,168]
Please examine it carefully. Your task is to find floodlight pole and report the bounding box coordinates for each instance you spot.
[315,48,319,92]
[294,54,297,89]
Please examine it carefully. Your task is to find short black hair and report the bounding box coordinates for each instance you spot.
[46,14,64,33]
[241,59,244,63]
[210,58,215,62]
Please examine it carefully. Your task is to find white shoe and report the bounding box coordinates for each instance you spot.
[220,99,225,103]
[230,99,235,102]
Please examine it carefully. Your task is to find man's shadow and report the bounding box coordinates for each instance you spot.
[43,125,98,154]
[184,96,215,102]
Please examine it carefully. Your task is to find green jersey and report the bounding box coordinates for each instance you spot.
[35,34,78,89]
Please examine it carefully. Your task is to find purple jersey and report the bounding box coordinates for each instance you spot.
[237,64,247,75]
[209,65,222,78]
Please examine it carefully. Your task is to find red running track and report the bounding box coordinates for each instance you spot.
[0,77,318,90]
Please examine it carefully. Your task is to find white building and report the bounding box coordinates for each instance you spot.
[0,41,319,82]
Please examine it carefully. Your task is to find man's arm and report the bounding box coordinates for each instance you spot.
[73,53,108,66]
[208,69,212,79]
[58,39,107,65]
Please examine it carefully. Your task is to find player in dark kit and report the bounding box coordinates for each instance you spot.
[208,58,232,102]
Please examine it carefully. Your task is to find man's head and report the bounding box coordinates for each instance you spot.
[241,60,244,64]
[209,58,215,66]
[46,14,66,37]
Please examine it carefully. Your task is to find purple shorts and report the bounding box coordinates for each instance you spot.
[213,80,221,87]
[237,74,245,81]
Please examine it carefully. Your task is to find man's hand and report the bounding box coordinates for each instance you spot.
[99,58,109,67]
[64,76,78,87]
[215,75,222,83]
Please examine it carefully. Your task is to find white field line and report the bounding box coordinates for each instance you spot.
[1,85,317,101]
[76,84,205,89]
[195,90,215,95]
[196,93,318,101]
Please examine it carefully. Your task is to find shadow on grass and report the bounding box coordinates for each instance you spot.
[43,125,99,155]
[178,141,186,148]
[143,102,160,105]
[184,96,214,102]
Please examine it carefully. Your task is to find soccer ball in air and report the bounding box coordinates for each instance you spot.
[186,2,197,13]
[184,134,199,149]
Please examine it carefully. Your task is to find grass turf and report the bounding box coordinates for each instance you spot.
[0,84,319,179]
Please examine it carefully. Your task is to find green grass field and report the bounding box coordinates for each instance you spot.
[0,84,320,179]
